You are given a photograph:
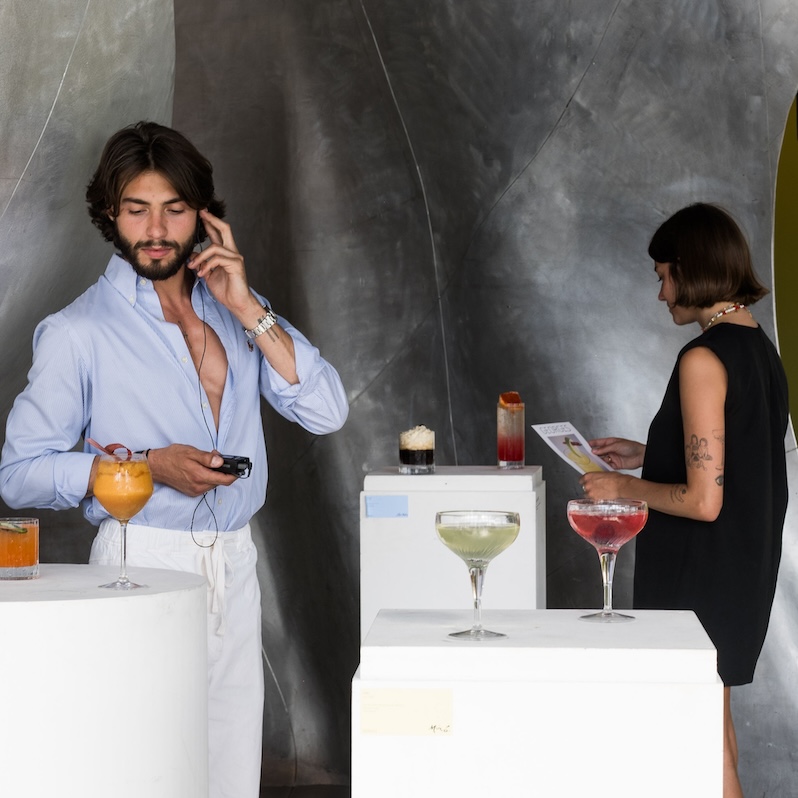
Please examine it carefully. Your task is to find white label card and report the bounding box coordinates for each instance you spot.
[360,687,453,736]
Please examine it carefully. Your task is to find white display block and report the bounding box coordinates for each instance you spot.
[352,609,723,797]
[0,564,208,798]
[360,466,546,639]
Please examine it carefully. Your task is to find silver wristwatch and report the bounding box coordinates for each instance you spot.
[244,307,278,339]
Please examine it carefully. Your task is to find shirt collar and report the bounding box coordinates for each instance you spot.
[104,253,140,300]
[102,253,216,317]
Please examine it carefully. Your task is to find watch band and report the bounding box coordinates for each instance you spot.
[244,307,278,340]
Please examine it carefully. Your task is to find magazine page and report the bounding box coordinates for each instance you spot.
[531,421,612,475]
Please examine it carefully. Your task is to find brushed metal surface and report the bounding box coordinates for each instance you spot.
[0,2,174,555]
[171,0,798,790]
[173,1,798,790]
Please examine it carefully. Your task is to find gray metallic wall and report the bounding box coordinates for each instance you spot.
[2,0,798,793]
[0,2,175,550]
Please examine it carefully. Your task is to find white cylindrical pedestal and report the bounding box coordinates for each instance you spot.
[0,564,208,798]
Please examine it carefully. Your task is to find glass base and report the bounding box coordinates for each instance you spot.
[398,464,435,475]
[99,576,146,590]
[579,610,635,623]
[448,627,506,641]
[497,460,524,469]
[0,565,39,580]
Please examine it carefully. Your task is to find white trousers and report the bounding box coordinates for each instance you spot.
[90,520,265,798]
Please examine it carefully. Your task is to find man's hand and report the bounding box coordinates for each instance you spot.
[190,209,299,384]
[187,210,263,327]
[147,444,238,497]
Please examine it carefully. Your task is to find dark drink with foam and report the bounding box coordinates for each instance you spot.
[399,425,435,474]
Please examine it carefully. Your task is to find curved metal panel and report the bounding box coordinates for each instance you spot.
[0,2,174,554]
[172,1,798,789]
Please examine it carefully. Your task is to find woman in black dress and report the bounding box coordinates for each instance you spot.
[582,203,789,798]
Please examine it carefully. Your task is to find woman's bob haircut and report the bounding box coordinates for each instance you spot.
[86,120,225,245]
[648,203,768,308]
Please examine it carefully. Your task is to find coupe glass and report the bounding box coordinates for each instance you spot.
[566,498,648,622]
[93,452,154,590]
[435,510,520,640]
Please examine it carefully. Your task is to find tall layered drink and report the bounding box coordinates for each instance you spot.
[497,391,525,468]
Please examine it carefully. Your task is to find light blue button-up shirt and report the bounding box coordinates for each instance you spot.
[0,255,349,531]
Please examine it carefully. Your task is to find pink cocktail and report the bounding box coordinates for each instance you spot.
[566,499,648,622]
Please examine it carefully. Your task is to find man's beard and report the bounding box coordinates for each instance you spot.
[116,234,196,281]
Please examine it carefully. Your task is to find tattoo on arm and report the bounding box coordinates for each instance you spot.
[685,434,712,471]
[670,484,687,504]
[715,474,724,486]
[713,429,725,472]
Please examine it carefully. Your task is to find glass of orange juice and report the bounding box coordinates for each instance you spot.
[0,517,39,580]
[93,452,153,590]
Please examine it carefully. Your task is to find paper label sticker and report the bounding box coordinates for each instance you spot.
[365,495,409,518]
[360,688,453,736]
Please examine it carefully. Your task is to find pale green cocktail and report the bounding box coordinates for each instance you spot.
[435,510,520,640]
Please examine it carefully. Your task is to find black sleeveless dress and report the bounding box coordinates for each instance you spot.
[633,323,789,686]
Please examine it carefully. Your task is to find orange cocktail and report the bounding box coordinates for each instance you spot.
[93,452,153,590]
[0,518,39,579]
[93,457,153,522]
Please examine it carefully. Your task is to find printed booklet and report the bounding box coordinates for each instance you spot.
[531,421,612,475]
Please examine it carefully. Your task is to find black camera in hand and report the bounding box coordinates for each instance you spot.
[212,455,252,478]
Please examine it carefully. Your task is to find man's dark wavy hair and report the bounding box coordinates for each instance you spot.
[648,203,768,308]
[86,121,225,245]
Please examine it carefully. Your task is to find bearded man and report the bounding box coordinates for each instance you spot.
[0,121,349,798]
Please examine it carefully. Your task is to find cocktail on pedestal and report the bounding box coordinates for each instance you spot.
[93,451,154,590]
[566,498,648,622]
[435,510,520,640]
[497,392,525,468]
[0,518,39,580]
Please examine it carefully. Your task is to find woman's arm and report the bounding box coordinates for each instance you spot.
[581,346,727,521]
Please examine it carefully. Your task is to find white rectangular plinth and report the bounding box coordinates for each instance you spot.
[352,610,723,798]
[360,466,546,640]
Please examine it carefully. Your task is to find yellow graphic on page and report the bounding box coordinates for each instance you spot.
[564,437,604,473]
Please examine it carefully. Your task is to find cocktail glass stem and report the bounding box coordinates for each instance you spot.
[118,520,131,587]
[99,519,143,589]
[599,552,616,613]
[578,549,632,622]
[469,566,485,633]
[450,563,504,639]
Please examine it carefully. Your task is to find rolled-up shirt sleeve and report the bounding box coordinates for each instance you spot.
[259,315,349,434]
[0,316,96,510]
